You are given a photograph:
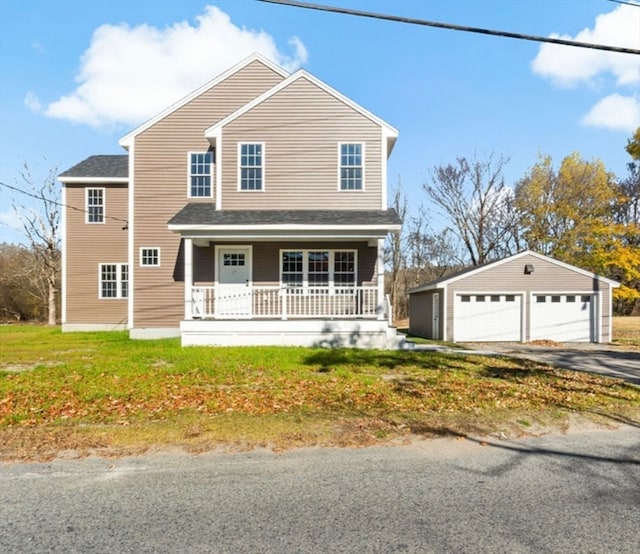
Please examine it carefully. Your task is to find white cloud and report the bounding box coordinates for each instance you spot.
[532,4,640,88]
[582,93,640,133]
[40,5,308,128]
[0,209,23,232]
[24,91,42,112]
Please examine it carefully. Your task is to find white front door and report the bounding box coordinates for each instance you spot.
[432,293,440,340]
[216,247,252,318]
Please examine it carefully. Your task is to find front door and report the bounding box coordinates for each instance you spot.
[216,247,252,318]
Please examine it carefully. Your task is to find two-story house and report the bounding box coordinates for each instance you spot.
[59,54,402,347]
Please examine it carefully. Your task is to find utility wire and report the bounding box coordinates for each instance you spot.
[258,0,640,55]
[605,0,640,7]
[0,181,129,226]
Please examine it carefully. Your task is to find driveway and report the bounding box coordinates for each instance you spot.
[468,343,640,385]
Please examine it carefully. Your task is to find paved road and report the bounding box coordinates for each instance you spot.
[1,428,639,553]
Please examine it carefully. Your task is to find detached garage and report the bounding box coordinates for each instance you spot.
[407,251,619,343]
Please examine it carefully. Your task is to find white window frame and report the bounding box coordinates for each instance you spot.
[188,151,214,198]
[279,249,357,293]
[237,142,265,192]
[99,263,128,299]
[338,143,365,191]
[139,247,160,267]
[86,187,105,224]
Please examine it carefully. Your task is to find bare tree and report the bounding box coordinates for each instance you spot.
[12,162,61,325]
[422,154,517,266]
[384,181,408,322]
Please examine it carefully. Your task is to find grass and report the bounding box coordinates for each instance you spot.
[1,324,639,461]
[612,316,640,349]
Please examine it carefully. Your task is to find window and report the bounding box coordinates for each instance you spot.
[189,151,213,197]
[339,143,363,190]
[476,295,485,302]
[551,295,561,303]
[239,143,263,191]
[86,188,104,223]
[566,295,576,303]
[99,263,128,299]
[490,295,500,302]
[536,296,546,303]
[460,295,471,303]
[581,295,591,303]
[140,248,160,267]
[280,250,356,290]
[505,295,515,302]
[223,253,245,266]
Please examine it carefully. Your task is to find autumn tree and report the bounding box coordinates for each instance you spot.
[514,152,640,310]
[11,163,61,325]
[422,154,518,266]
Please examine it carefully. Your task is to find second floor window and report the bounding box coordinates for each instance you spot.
[339,143,363,191]
[239,143,263,191]
[140,248,160,267]
[189,151,213,197]
[86,188,104,223]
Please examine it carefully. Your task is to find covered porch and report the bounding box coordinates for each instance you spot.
[168,205,402,348]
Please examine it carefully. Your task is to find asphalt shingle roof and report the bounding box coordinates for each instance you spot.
[168,203,402,227]
[59,155,128,178]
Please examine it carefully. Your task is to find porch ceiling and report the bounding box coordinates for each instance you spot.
[167,203,401,240]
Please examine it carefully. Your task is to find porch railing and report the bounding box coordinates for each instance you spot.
[190,285,382,320]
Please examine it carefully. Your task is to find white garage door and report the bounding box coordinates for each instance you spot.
[454,294,522,342]
[530,294,593,342]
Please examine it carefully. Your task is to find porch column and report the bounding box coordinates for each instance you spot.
[184,237,193,320]
[377,238,385,320]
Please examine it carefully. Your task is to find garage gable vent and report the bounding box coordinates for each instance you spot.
[524,264,535,274]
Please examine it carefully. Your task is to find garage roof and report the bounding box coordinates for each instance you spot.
[407,250,619,294]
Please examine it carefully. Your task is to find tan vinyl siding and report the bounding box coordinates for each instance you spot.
[132,61,285,327]
[221,77,383,210]
[65,184,128,324]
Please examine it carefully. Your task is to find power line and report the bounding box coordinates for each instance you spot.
[258,0,640,55]
[0,181,129,226]
[605,0,640,7]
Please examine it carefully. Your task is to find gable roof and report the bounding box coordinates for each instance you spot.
[58,155,129,183]
[407,250,620,294]
[204,69,399,154]
[118,53,289,148]
[168,203,401,231]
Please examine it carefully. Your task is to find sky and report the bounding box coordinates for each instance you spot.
[1,0,639,245]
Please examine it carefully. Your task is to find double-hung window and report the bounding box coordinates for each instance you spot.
[86,188,105,223]
[189,151,213,197]
[339,143,363,191]
[280,250,356,291]
[239,143,263,191]
[99,263,128,299]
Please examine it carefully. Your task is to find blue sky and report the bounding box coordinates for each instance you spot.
[1,0,639,244]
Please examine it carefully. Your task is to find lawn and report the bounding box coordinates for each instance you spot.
[1,324,638,461]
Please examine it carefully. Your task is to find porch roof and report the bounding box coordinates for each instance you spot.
[167,203,401,239]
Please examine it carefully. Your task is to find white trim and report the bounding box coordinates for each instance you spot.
[187,151,214,199]
[98,262,129,299]
[337,142,365,192]
[215,131,223,209]
[184,238,193,320]
[237,142,265,192]
[442,285,448,341]
[85,187,105,224]
[119,53,289,147]
[127,143,135,329]
[407,250,620,294]
[205,69,398,140]
[61,184,67,324]
[139,247,161,267]
[381,131,388,209]
[376,238,384,320]
[608,285,613,342]
[58,176,128,184]
[169,223,400,232]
